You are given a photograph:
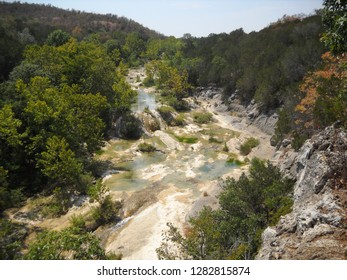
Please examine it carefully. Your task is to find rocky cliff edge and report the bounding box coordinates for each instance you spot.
[257,125,347,259]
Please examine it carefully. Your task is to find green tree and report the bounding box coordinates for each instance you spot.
[0,219,27,260]
[46,29,70,47]
[321,0,347,54]
[0,105,24,211]
[25,226,106,260]
[157,159,294,260]
[38,136,83,188]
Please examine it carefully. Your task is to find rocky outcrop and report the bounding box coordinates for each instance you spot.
[257,126,347,260]
[195,87,278,135]
[230,99,278,135]
[140,111,161,133]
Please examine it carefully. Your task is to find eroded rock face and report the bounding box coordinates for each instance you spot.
[257,126,347,260]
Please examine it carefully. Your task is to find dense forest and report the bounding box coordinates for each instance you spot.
[0,0,346,260]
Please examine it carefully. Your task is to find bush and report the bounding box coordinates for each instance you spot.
[173,114,185,126]
[92,195,122,226]
[0,219,27,260]
[168,97,190,112]
[174,134,198,144]
[193,111,213,124]
[25,226,106,260]
[0,187,25,212]
[157,106,176,125]
[143,76,155,87]
[138,142,156,153]
[117,112,143,140]
[291,132,307,151]
[240,137,260,155]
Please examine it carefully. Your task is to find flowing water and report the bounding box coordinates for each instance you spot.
[101,81,245,259]
[131,89,157,113]
[104,89,239,195]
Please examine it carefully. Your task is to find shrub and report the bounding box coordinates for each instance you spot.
[174,134,198,144]
[240,137,260,155]
[25,226,106,260]
[193,111,213,124]
[138,142,156,153]
[117,112,143,140]
[168,97,190,112]
[157,106,175,125]
[291,132,307,151]
[143,76,155,87]
[173,114,185,126]
[92,195,122,226]
[0,219,27,260]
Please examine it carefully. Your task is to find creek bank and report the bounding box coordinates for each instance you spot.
[193,86,278,135]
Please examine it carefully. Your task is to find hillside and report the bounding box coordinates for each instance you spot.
[0,1,163,81]
[0,1,162,41]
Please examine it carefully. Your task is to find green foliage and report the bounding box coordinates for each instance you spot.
[192,111,213,124]
[38,136,83,188]
[91,195,122,226]
[0,19,25,82]
[157,159,294,260]
[138,142,156,153]
[321,0,347,54]
[274,108,295,145]
[174,114,186,126]
[173,134,198,144]
[112,76,137,115]
[87,180,108,203]
[46,29,70,46]
[69,215,87,231]
[226,154,244,166]
[181,15,324,110]
[117,112,143,140]
[240,137,260,155]
[25,226,106,260]
[145,60,191,110]
[291,132,308,151]
[157,106,176,125]
[0,219,27,260]
[157,207,223,260]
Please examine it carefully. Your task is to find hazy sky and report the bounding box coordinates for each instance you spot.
[4,0,323,37]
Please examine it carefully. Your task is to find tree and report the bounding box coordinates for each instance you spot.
[38,136,83,188]
[25,226,106,260]
[46,29,71,46]
[295,52,347,131]
[157,159,294,260]
[0,105,24,211]
[321,0,347,54]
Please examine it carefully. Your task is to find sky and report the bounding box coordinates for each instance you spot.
[3,0,324,37]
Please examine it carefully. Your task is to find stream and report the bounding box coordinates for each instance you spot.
[98,68,274,259]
